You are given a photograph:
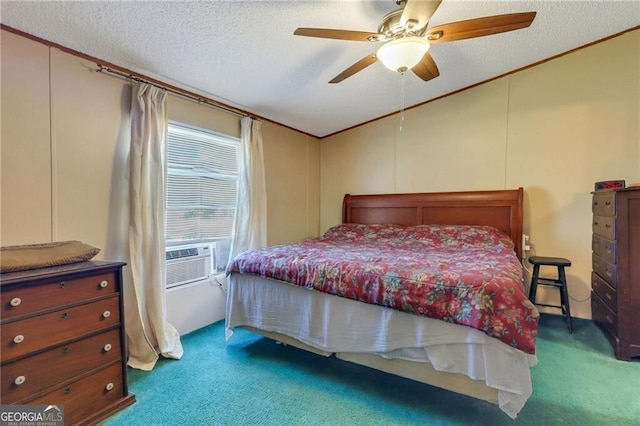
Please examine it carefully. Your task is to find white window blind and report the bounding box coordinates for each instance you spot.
[166,123,239,245]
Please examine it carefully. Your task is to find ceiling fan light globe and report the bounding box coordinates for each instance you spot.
[376,37,430,73]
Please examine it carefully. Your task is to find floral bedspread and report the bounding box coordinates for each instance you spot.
[227,224,539,354]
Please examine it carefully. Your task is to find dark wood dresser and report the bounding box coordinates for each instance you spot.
[0,261,135,424]
[591,187,640,360]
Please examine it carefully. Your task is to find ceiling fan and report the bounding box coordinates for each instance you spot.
[293,0,536,83]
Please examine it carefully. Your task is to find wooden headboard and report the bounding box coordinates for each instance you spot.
[342,188,524,260]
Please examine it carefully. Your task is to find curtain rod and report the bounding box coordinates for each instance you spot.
[96,64,247,119]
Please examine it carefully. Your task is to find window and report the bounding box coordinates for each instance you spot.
[166,122,239,272]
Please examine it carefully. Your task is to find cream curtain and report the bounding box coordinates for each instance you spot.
[229,117,267,260]
[126,83,183,370]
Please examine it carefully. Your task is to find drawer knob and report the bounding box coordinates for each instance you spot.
[10,297,22,307]
[593,221,599,226]
[13,334,24,344]
[593,201,599,206]
[59,281,66,289]
[605,201,611,206]
[64,386,72,394]
[102,310,111,319]
[605,293,613,301]
[104,343,112,352]
[14,376,26,386]
[99,280,109,289]
[105,382,114,391]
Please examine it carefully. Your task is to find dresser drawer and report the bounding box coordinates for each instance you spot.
[1,328,121,403]
[592,234,616,264]
[1,296,120,362]
[592,253,617,288]
[592,215,615,240]
[592,191,616,216]
[29,362,124,426]
[591,272,617,312]
[591,292,618,340]
[1,272,117,320]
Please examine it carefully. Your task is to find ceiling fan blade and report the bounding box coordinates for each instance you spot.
[294,28,381,42]
[400,0,443,32]
[412,52,440,82]
[329,53,378,84]
[426,12,536,44]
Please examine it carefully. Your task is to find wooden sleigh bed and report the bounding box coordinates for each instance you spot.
[225,188,538,419]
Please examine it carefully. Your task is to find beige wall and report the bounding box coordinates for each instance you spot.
[1,31,52,243]
[1,29,320,254]
[320,30,640,319]
[262,121,320,245]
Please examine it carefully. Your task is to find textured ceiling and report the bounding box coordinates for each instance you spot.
[1,1,639,138]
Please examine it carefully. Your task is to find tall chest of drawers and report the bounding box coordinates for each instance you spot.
[0,261,135,424]
[591,188,640,360]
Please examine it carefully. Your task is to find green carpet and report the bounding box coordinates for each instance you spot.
[103,314,639,425]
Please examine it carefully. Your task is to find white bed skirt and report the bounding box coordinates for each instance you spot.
[225,274,537,419]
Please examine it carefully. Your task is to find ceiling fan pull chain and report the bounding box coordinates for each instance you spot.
[399,72,406,133]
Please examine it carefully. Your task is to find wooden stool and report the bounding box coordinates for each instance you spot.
[528,256,573,333]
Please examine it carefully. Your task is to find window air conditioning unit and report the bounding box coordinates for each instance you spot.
[165,243,215,289]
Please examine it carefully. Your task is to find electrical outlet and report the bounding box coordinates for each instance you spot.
[522,234,531,256]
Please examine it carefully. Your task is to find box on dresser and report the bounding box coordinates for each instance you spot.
[0,261,135,425]
[591,187,640,361]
